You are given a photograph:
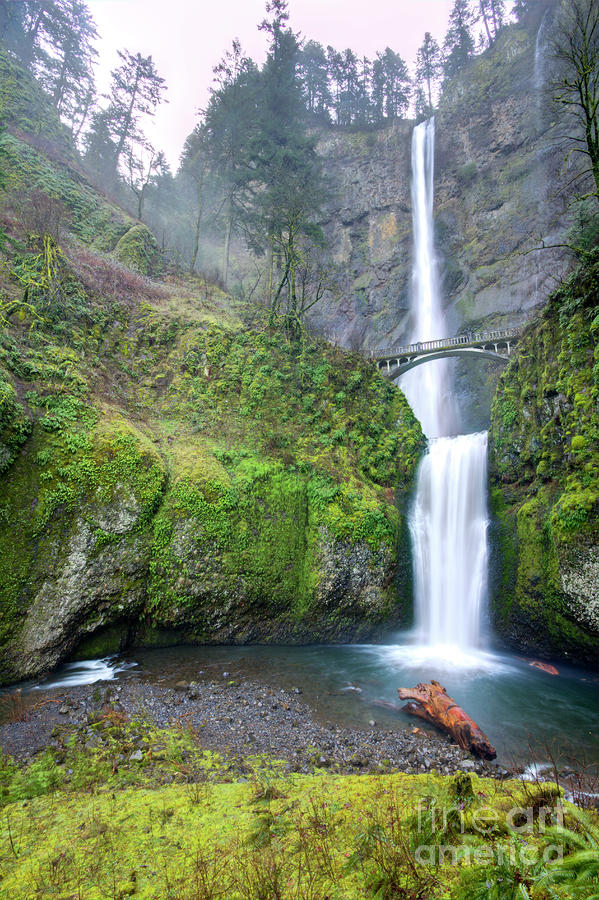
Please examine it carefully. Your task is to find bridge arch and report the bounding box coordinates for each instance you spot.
[385,347,510,380]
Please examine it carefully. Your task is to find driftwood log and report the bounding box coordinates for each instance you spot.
[398,680,497,760]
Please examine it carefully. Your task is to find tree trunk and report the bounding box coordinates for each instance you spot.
[222,211,232,288]
[479,1,494,45]
[114,68,140,169]
[73,93,93,144]
[398,681,496,759]
[137,184,145,220]
[266,234,273,309]
[189,175,205,275]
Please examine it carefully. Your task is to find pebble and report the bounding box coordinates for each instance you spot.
[0,676,505,780]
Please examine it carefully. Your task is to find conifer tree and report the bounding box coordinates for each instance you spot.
[179,125,210,274]
[443,0,476,79]
[477,0,506,47]
[415,32,442,109]
[298,40,332,122]
[203,40,259,285]
[39,0,98,122]
[372,47,411,120]
[103,49,167,171]
[251,0,325,326]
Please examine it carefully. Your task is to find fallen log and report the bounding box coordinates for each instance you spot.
[398,680,496,760]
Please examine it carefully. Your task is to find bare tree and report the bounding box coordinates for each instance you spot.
[126,143,163,220]
[552,0,599,202]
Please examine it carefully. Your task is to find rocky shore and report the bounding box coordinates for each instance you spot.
[0,674,510,780]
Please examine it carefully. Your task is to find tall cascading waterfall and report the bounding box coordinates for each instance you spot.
[401,119,489,654]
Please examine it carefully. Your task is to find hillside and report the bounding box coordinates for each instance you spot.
[0,51,424,685]
[489,251,599,664]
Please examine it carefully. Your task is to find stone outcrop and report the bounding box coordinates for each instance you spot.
[303,11,570,430]
[488,256,599,665]
[0,304,425,685]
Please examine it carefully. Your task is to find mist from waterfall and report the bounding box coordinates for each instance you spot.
[401,119,489,656]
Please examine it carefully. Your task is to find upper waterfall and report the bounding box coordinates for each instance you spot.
[399,119,457,440]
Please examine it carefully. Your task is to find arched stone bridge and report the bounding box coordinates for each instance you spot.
[371,328,521,380]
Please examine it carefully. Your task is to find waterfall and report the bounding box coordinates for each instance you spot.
[400,119,489,653]
[400,120,457,440]
[534,9,550,93]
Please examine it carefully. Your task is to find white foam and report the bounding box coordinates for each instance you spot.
[35,657,137,690]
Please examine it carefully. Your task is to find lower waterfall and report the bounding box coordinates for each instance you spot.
[410,432,489,651]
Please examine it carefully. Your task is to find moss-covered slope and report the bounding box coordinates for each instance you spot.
[489,252,599,665]
[0,235,424,684]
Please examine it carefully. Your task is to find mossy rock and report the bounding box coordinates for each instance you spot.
[114,224,161,276]
[0,373,31,474]
[488,253,599,664]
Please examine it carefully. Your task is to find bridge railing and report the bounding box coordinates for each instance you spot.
[371,328,520,360]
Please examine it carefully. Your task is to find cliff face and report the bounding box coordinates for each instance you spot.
[488,254,599,665]
[0,224,424,686]
[305,12,569,430]
[0,281,424,686]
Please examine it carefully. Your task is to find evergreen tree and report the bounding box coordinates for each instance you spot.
[103,49,167,171]
[298,40,332,122]
[372,47,410,120]
[353,55,373,125]
[0,1,30,58]
[70,79,95,146]
[251,0,325,326]
[326,45,344,124]
[83,110,117,185]
[337,48,360,125]
[477,0,506,47]
[203,40,259,285]
[179,125,210,274]
[443,0,476,79]
[415,32,442,109]
[39,0,98,122]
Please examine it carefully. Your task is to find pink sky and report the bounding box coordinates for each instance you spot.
[89,0,457,169]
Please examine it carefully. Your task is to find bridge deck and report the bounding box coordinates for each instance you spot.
[372,328,520,361]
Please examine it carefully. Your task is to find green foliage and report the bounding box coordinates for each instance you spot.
[489,254,599,661]
[0,756,584,900]
[0,48,71,151]
[0,372,31,473]
[113,224,161,276]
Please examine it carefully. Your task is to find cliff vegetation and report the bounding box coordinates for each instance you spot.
[489,250,599,664]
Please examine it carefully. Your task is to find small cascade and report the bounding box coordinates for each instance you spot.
[534,9,551,94]
[409,432,489,650]
[534,9,551,132]
[401,119,489,654]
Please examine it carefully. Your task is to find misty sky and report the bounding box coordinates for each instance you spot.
[88,0,457,170]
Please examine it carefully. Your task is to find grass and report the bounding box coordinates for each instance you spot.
[0,734,589,900]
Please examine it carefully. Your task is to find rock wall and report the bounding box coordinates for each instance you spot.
[0,283,425,685]
[488,255,599,666]
[303,10,570,430]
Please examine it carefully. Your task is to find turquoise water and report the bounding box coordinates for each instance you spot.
[15,640,599,767]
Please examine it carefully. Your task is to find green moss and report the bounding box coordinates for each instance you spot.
[0,400,166,675]
[489,253,599,662]
[0,370,31,472]
[0,732,578,900]
[114,224,161,276]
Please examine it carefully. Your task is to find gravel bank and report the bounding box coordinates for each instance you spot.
[0,675,511,779]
